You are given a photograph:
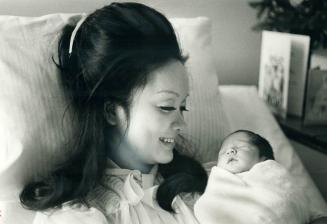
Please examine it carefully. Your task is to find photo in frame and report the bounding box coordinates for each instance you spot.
[258,31,310,118]
[258,31,291,118]
[303,69,327,125]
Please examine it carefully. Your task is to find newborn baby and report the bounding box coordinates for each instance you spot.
[217,129,274,174]
[194,130,317,224]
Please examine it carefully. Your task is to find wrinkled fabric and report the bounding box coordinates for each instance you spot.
[194,160,311,224]
[32,203,107,224]
[32,159,203,224]
[87,160,199,224]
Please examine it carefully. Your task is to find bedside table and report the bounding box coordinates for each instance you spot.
[276,115,327,155]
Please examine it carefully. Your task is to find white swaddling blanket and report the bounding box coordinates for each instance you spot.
[194,160,311,224]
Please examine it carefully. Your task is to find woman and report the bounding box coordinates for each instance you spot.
[20,2,207,223]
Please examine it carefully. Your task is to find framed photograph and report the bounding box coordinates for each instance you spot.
[287,33,310,117]
[258,31,310,118]
[303,69,327,125]
[258,31,291,118]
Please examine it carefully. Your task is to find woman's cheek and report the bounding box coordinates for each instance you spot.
[155,109,173,123]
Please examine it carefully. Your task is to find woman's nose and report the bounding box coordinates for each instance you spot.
[226,148,237,156]
[172,113,187,132]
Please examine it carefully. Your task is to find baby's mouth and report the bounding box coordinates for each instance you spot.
[227,158,237,163]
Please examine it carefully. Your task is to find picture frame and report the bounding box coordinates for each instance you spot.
[258,31,291,118]
[258,31,310,118]
[303,69,327,125]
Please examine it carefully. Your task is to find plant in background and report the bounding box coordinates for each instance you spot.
[249,0,327,50]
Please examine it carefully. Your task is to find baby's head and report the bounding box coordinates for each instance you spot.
[217,130,274,174]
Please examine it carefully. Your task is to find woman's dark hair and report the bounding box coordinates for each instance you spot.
[157,149,208,212]
[20,2,207,212]
[228,130,275,160]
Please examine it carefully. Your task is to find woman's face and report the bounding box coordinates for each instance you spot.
[217,132,263,174]
[112,60,189,171]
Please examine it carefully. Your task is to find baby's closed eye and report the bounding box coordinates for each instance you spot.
[237,146,252,151]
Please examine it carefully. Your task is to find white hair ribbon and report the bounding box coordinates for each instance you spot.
[68,13,88,55]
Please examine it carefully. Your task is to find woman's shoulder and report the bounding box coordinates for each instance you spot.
[33,203,107,224]
[87,181,124,215]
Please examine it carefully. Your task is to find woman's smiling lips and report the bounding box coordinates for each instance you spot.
[159,137,175,148]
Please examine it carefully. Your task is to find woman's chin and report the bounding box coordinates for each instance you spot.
[157,151,174,164]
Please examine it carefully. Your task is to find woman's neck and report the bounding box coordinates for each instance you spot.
[108,151,153,173]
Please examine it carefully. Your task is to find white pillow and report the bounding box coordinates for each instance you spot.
[171,17,230,162]
[0,14,229,199]
[0,14,74,198]
[0,129,23,198]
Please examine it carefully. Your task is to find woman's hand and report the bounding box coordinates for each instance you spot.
[309,217,327,224]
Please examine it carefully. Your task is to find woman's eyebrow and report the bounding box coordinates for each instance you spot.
[156,90,180,97]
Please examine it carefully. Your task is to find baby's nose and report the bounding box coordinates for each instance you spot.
[226,148,237,156]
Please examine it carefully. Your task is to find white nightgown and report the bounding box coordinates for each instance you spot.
[32,160,201,224]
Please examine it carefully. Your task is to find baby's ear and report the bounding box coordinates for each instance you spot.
[259,156,267,162]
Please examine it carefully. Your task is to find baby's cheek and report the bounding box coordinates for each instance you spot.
[217,155,224,163]
[217,158,224,167]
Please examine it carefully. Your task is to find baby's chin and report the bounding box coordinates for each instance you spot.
[217,163,249,174]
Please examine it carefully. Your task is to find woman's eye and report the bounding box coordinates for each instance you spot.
[159,106,176,112]
[158,106,189,114]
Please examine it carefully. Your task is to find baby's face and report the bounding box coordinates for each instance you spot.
[217,132,263,174]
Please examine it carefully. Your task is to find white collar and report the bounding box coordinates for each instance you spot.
[104,159,159,189]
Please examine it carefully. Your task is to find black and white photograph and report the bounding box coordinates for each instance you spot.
[1,1,327,224]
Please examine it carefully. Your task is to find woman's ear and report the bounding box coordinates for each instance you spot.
[104,101,117,125]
